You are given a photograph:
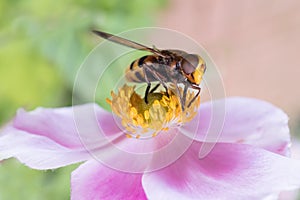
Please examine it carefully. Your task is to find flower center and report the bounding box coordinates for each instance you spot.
[106,84,200,139]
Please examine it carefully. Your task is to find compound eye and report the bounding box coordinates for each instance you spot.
[182,54,198,74]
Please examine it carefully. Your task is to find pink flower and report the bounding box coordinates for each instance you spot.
[1,89,300,199]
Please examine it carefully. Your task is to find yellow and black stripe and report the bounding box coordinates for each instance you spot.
[125,55,159,83]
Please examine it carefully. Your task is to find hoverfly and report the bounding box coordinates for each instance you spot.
[92,30,206,111]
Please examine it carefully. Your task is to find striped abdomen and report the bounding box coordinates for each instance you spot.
[125,55,177,83]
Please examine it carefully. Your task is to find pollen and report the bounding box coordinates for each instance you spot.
[107,84,200,139]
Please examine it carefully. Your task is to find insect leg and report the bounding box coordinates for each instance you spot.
[162,84,169,97]
[187,85,201,108]
[150,83,160,93]
[142,67,151,104]
[182,84,188,110]
[175,83,185,111]
[144,65,169,97]
[152,71,169,97]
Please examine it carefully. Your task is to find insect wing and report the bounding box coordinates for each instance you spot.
[92,30,164,57]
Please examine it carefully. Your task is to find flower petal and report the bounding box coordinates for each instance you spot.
[0,127,90,169]
[88,123,196,173]
[180,97,290,155]
[13,103,117,148]
[71,160,146,200]
[13,107,82,148]
[142,141,300,200]
[0,104,121,169]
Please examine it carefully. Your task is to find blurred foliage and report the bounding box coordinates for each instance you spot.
[0,0,167,199]
[0,36,65,124]
[0,159,79,200]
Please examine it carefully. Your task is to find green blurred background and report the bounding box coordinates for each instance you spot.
[1,0,300,199]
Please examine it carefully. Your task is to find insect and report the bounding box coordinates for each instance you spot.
[92,30,206,111]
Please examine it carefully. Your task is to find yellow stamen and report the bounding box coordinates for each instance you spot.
[129,107,138,118]
[144,110,150,120]
[107,84,200,139]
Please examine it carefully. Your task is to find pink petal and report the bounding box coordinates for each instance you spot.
[181,97,290,155]
[87,124,196,173]
[13,107,81,148]
[13,103,116,148]
[0,104,122,169]
[0,127,91,169]
[71,160,146,200]
[142,141,300,200]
